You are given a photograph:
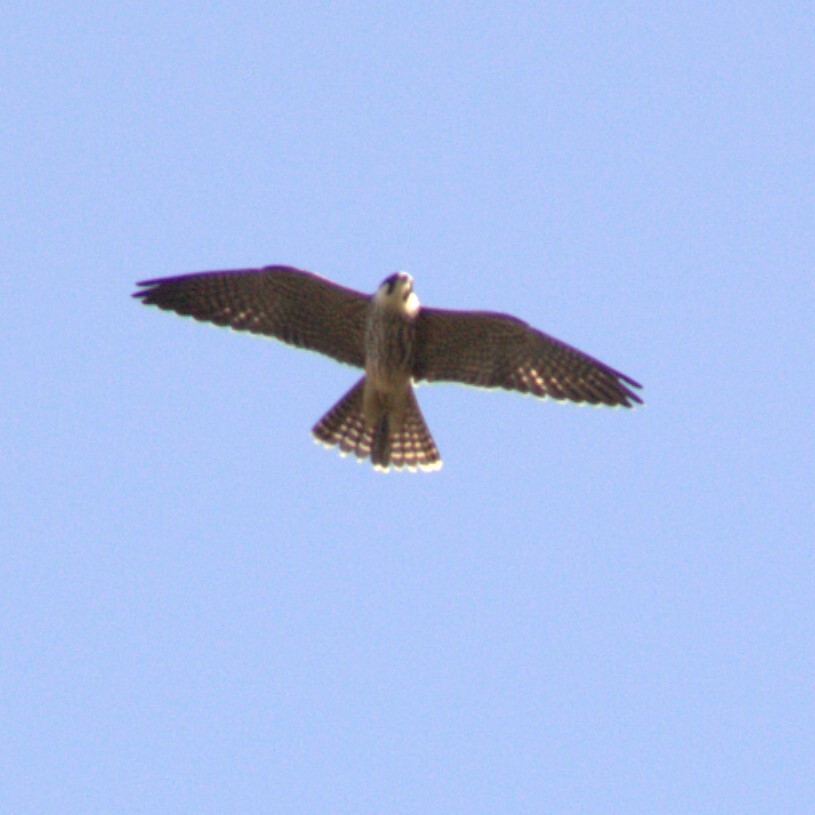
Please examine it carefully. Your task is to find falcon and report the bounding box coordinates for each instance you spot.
[134,266,642,471]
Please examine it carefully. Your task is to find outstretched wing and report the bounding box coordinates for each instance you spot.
[134,266,370,368]
[413,308,643,407]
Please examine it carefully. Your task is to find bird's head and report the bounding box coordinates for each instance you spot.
[374,271,420,316]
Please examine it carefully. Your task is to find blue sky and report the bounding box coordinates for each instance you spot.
[3,2,813,812]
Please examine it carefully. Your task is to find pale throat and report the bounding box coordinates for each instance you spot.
[402,290,420,317]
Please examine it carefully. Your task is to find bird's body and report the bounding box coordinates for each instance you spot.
[134,266,642,471]
[364,272,419,419]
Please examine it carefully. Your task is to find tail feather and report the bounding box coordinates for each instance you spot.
[371,413,391,470]
[312,378,442,472]
[388,388,441,471]
[312,378,375,461]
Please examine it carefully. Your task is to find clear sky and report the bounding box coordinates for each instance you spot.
[3,3,813,813]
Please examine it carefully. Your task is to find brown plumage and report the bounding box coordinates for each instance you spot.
[134,266,642,471]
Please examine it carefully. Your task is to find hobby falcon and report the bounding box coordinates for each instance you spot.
[134,266,642,471]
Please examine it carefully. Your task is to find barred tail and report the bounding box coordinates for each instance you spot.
[312,378,442,472]
[388,387,442,472]
[312,377,374,462]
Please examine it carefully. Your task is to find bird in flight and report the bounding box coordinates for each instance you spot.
[134,266,642,471]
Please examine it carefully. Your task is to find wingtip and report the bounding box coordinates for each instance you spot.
[132,279,160,300]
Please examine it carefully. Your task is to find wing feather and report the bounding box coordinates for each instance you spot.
[134,266,369,368]
[413,307,643,407]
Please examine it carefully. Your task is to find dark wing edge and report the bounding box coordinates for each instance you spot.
[133,265,370,368]
[413,307,644,408]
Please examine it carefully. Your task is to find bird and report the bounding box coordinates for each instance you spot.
[134,266,642,472]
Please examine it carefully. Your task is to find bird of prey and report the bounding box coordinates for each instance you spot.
[134,266,642,471]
